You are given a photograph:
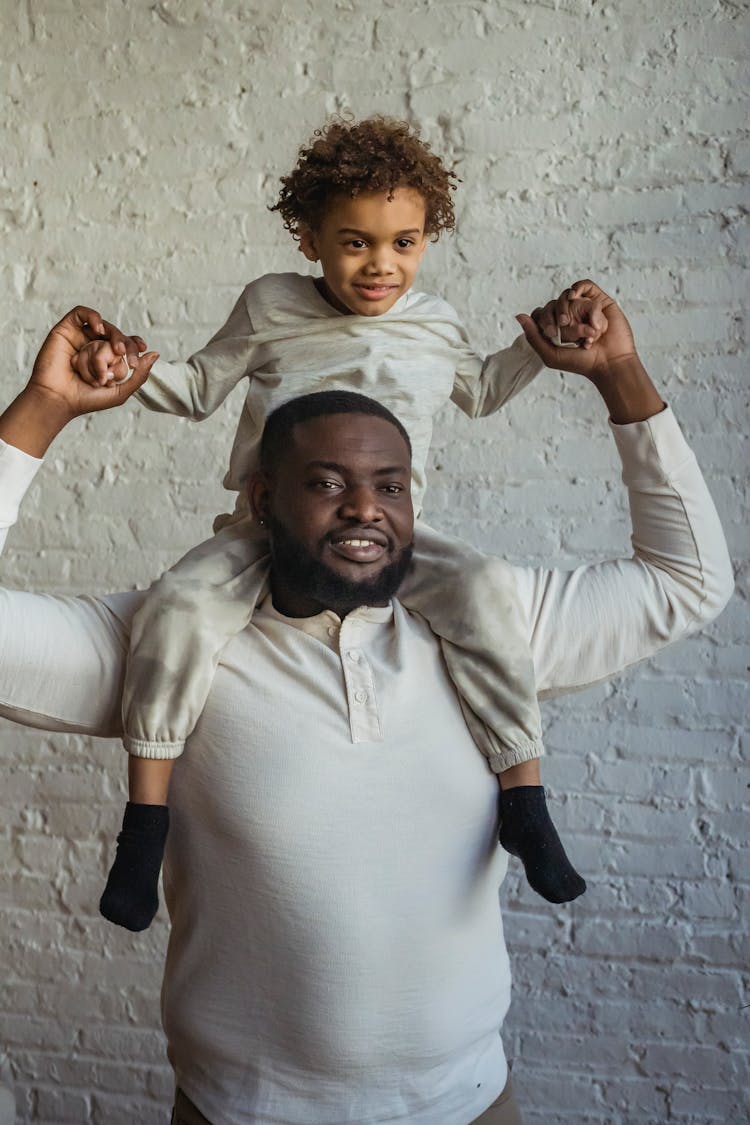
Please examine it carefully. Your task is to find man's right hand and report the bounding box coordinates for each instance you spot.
[516,280,639,382]
[516,281,665,424]
[0,307,159,457]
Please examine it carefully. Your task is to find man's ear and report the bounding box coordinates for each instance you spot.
[248,471,271,526]
[298,227,319,263]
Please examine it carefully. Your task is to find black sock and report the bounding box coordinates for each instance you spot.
[99,802,170,932]
[498,786,586,904]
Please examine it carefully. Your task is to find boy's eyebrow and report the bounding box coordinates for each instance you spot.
[336,227,423,237]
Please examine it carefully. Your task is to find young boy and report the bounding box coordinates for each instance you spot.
[75,116,603,931]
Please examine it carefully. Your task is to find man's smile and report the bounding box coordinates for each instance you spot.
[328,527,389,562]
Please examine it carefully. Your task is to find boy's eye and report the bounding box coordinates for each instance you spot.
[396,239,414,249]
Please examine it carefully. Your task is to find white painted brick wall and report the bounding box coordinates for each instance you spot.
[1,1,747,1121]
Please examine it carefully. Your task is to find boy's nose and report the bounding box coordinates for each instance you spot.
[366,247,396,275]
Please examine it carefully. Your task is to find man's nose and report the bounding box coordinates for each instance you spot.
[338,485,383,521]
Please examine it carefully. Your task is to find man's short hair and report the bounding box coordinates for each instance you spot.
[260,391,412,475]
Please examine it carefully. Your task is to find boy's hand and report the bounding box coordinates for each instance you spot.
[533,287,608,349]
[75,315,149,388]
[516,280,638,382]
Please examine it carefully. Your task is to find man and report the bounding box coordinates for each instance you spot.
[0,290,733,1125]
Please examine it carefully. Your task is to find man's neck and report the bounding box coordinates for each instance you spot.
[269,576,389,620]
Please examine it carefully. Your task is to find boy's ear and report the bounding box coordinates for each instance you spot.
[298,227,319,263]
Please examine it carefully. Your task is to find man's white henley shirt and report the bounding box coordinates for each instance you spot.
[0,408,733,1125]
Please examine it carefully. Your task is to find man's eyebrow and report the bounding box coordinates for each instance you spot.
[306,460,410,475]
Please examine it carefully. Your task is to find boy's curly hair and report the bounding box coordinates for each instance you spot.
[270,116,459,239]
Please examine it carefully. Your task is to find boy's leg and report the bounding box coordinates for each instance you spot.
[400,522,585,904]
[100,518,270,932]
[123,516,271,759]
[99,757,173,932]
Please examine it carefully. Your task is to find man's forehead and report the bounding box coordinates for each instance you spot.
[289,412,411,465]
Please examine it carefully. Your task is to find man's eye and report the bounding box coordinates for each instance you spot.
[381,484,405,495]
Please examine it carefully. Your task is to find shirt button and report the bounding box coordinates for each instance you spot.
[327,626,337,637]
[354,689,368,704]
[347,650,361,663]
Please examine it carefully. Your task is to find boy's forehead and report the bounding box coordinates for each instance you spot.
[323,186,426,230]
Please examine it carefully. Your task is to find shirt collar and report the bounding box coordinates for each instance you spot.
[256,593,393,648]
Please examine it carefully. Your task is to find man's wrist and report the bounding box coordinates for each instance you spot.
[0,384,75,458]
[588,353,665,425]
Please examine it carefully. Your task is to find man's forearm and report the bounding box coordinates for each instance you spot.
[0,386,73,458]
[589,354,665,424]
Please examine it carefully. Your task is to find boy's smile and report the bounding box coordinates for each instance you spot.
[299,187,429,317]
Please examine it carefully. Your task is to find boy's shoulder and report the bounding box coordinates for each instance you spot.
[401,288,464,324]
[241,271,316,306]
[232,273,329,332]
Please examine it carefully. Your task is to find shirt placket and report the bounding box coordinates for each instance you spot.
[339,614,382,744]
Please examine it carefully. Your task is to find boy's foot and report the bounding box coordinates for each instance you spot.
[99,802,169,931]
[499,786,586,904]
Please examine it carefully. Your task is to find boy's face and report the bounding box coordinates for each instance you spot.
[299,187,429,316]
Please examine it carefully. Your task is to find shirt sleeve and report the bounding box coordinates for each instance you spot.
[451,333,545,419]
[134,286,257,420]
[0,439,139,738]
[512,408,735,697]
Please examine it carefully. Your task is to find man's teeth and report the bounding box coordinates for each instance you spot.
[339,539,377,547]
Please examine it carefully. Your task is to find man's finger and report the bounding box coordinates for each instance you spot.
[70,306,106,337]
[100,320,148,369]
[554,288,576,328]
[569,278,611,305]
[55,306,107,350]
[589,301,608,335]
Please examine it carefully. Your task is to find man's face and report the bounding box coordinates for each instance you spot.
[299,187,429,317]
[252,412,414,618]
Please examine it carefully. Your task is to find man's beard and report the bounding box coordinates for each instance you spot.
[267,516,414,616]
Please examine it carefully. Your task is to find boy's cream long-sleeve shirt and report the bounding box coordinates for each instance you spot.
[0,408,733,1124]
[134,272,544,520]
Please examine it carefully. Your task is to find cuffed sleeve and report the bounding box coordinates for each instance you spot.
[514,407,734,698]
[0,438,137,738]
[0,438,44,552]
[135,287,257,421]
[451,333,544,419]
